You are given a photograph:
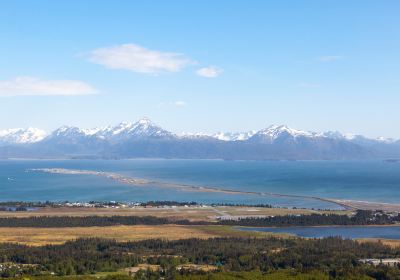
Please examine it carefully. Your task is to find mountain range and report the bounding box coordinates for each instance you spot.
[1,118,399,160]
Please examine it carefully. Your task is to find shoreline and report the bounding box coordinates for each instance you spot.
[236,224,400,229]
[236,227,400,247]
[28,168,345,207]
[28,168,400,212]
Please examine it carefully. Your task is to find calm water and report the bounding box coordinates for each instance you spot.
[1,159,400,209]
[239,226,400,239]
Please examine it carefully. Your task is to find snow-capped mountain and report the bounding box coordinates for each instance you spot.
[96,118,175,141]
[45,118,175,144]
[212,131,256,141]
[322,131,395,146]
[43,126,101,147]
[349,135,395,145]
[51,126,100,138]
[248,126,396,146]
[179,131,255,141]
[249,125,317,143]
[320,131,346,140]
[179,132,214,140]
[1,119,399,160]
[0,128,46,145]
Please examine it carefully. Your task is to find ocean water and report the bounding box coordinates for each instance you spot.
[239,226,400,239]
[1,159,400,209]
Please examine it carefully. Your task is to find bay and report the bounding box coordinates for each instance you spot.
[1,159,399,209]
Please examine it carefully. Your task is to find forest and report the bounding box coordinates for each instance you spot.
[220,210,399,227]
[0,210,397,227]
[1,237,400,279]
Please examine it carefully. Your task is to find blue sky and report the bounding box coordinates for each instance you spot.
[1,1,399,138]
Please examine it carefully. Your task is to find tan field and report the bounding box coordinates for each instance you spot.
[0,205,351,246]
[357,238,400,248]
[0,206,350,221]
[0,225,269,246]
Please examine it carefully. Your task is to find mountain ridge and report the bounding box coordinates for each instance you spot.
[1,118,399,160]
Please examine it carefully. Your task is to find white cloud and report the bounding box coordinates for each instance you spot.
[89,43,193,74]
[317,55,342,62]
[196,66,223,78]
[0,77,97,97]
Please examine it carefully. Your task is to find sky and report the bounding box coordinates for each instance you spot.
[1,1,399,138]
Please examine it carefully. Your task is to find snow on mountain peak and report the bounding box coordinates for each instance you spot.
[212,131,256,141]
[0,127,47,144]
[53,126,83,136]
[137,117,152,125]
[253,124,315,141]
[126,118,171,137]
[179,132,211,139]
[92,118,174,140]
[106,122,134,135]
[376,136,395,143]
[322,131,395,144]
[49,118,171,141]
[1,121,398,147]
[178,131,256,141]
[51,125,103,138]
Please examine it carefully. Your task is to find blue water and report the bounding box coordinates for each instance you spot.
[1,159,399,209]
[240,226,400,239]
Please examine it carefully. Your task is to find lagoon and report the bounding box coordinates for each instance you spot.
[239,225,400,239]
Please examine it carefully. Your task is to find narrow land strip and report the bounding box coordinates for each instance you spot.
[29,168,400,212]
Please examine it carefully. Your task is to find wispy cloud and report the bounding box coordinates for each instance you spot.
[317,55,342,62]
[89,43,194,74]
[196,66,223,78]
[0,77,97,97]
[297,82,320,88]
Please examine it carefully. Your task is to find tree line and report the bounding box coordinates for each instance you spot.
[0,210,398,227]
[219,210,400,227]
